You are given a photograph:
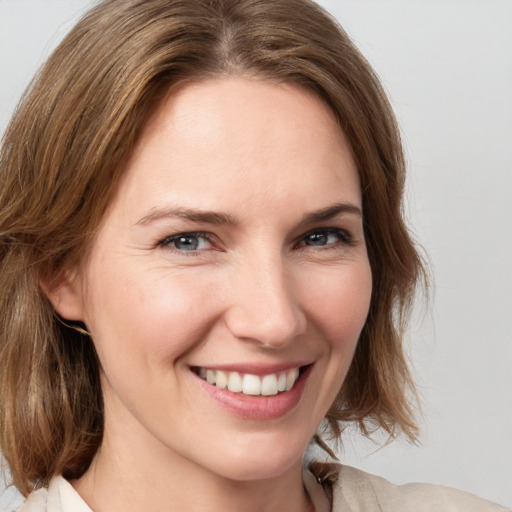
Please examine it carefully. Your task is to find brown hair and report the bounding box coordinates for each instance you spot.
[0,0,425,496]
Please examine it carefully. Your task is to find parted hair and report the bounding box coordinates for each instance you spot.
[0,0,425,496]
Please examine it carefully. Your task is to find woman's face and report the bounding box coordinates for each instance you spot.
[57,77,372,481]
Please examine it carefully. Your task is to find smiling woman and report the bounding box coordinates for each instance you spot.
[0,1,508,512]
[47,79,372,495]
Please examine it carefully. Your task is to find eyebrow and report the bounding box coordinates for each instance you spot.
[135,202,362,227]
[136,206,238,227]
[300,203,362,224]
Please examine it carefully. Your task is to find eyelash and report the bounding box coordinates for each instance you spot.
[158,228,354,254]
[159,232,214,253]
[295,228,354,250]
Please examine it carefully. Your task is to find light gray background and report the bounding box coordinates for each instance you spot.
[1,0,511,509]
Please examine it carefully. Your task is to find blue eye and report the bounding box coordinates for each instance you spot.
[161,233,212,252]
[301,229,352,247]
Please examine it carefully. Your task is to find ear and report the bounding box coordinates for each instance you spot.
[40,268,86,321]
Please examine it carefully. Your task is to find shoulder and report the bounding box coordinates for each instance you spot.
[327,464,510,512]
[12,487,46,512]
[14,477,91,512]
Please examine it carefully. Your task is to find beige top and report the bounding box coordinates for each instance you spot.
[14,464,510,512]
[327,465,510,512]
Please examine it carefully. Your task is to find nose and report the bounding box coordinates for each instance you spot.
[223,254,307,348]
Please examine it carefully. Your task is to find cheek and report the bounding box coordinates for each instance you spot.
[303,261,372,346]
[84,263,222,366]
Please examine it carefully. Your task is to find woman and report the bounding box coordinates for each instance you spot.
[0,1,508,511]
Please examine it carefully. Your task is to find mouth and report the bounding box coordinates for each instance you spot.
[191,366,307,397]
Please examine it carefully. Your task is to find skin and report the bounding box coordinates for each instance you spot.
[49,77,372,512]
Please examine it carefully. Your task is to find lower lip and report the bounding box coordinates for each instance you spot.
[195,366,312,421]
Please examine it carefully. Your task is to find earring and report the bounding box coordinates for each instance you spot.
[58,317,92,336]
[70,324,92,336]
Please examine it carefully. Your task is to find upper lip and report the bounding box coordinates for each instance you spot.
[190,361,313,376]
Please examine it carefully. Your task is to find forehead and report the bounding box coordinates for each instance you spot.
[108,77,361,221]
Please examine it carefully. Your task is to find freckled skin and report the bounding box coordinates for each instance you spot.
[53,78,372,512]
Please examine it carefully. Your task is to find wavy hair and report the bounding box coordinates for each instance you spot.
[0,0,425,495]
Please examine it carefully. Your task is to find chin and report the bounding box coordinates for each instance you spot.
[204,433,309,482]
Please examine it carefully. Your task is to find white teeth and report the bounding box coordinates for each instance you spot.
[227,372,243,393]
[285,368,299,391]
[242,374,261,395]
[261,374,278,396]
[215,370,228,389]
[277,373,287,392]
[198,367,301,396]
